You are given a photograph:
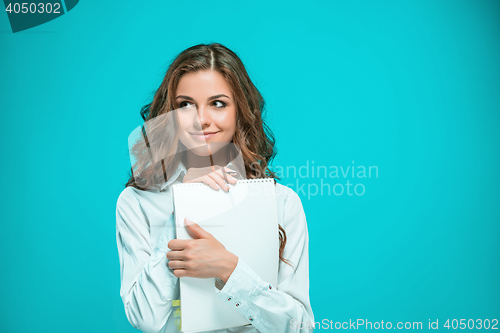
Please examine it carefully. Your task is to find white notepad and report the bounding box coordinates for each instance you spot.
[172,178,279,333]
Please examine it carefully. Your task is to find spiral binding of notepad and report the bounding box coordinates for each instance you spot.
[173,178,274,208]
[173,177,274,187]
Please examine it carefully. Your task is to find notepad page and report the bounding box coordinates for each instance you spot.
[172,179,279,333]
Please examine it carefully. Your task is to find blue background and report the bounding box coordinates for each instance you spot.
[1,0,499,331]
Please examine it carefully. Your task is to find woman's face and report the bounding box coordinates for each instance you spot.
[175,70,237,156]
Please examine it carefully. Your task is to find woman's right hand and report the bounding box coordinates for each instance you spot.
[183,166,238,192]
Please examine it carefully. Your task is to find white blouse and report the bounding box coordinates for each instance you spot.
[116,161,314,333]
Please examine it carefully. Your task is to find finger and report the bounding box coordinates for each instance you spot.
[172,269,187,278]
[225,166,237,172]
[166,250,185,260]
[208,173,230,192]
[168,260,186,269]
[199,175,220,191]
[216,168,238,184]
[167,239,190,250]
[168,258,183,263]
[185,217,214,239]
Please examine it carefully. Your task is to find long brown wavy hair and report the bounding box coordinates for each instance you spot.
[125,43,291,267]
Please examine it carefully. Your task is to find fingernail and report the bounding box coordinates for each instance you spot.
[185,217,193,225]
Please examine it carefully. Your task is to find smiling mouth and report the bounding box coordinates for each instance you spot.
[189,131,221,141]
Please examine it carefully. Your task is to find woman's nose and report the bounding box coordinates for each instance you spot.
[196,105,211,127]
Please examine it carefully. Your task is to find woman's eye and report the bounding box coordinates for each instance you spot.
[179,101,193,108]
[213,100,226,108]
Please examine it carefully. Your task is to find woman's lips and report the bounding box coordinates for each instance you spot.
[189,131,220,141]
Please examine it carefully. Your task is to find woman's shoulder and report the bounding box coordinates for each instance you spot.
[117,185,139,202]
[116,186,142,213]
[117,185,165,206]
[116,186,157,210]
[273,182,307,233]
[274,181,304,210]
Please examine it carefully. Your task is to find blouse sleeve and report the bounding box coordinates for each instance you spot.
[215,189,315,332]
[116,188,178,333]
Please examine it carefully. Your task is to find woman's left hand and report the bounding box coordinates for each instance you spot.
[167,218,238,283]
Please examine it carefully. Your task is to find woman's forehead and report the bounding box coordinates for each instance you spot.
[176,70,232,98]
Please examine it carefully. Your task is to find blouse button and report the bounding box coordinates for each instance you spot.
[227,296,232,301]
[235,302,241,307]
[249,316,254,321]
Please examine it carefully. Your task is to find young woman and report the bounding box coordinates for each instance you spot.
[116,43,314,333]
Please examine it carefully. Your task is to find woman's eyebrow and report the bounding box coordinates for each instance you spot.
[207,94,230,101]
[175,94,230,101]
